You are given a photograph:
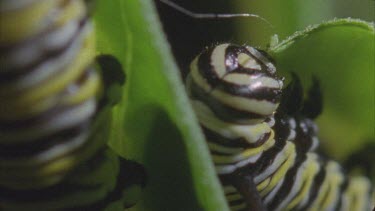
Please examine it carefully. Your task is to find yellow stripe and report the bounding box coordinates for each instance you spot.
[319,167,344,210]
[61,70,101,106]
[226,193,243,201]
[0,99,95,144]
[0,0,59,43]
[0,26,95,110]
[0,69,100,121]
[211,88,279,116]
[258,142,296,196]
[257,177,271,191]
[308,161,341,211]
[342,177,372,211]
[55,0,86,29]
[0,104,111,178]
[194,100,272,143]
[207,142,243,154]
[286,154,320,210]
[0,94,58,120]
[0,0,86,44]
[212,136,274,164]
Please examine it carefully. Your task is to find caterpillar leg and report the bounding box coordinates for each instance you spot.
[221,173,266,211]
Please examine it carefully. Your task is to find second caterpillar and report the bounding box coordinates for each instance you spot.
[186,43,373,211]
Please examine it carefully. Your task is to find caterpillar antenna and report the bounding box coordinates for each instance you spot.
[158,0,274,28]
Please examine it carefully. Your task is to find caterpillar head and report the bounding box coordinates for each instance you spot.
[186,43,283,124]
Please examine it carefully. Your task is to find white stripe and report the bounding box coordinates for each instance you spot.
[189,57,212,92]
[263,177,285,205]
[254,141,295,183]
[213,138,274,164]
[266,117,275,127]
[309,161,343,210]
[3,1,84,71]
[211,44,230,78]
[210,88,278,116]
[1,23,92,92]
[0,99,96,143]
[274,156,312,211]
[215,151,263,175]
[222,73,282,89]
[207,142,244,155]
[192,100,272,143]
[245,46,276,74]
[310,136,319,151]
[237,52,261,70]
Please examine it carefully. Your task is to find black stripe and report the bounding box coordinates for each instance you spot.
[196,46,221,88]
[0,120,90,158]
[251,131,289,175]
[224,44,271,76]
[272,114,294,145]
[245,46,277,75]
[204,126,272,149]
[265,117,312,209]
[228,199,246,206]
[193,44,281,105]
[334,177,349,211]
[225,191,240,196]
[223,44,242,72]
[256,152,292,192]
[266,155,307,210]
[225,45,277,76]
[195,44,276,91]
[0,122,107,180]
[65,158,147,210]
[0,17,89,81]
[0,149,109,202]
[299,159,327,210]
[215,79,282,103]
[293,118,317,153]
[189,79,266,124]
[0,87,96,130]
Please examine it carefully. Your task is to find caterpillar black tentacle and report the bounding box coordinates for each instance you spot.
[186,43,374,211]
[0,1,144,210]
[277,72,304,116]
[96,54,126,107]
[300,76,323,119]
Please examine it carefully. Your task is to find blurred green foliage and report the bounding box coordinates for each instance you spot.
[233,0,374,46]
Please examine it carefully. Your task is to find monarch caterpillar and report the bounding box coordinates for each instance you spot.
[0,1,144,210]
[186,43,374,210]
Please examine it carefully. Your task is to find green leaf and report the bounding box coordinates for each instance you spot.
[94,0,229,210]
[270,18,375,159]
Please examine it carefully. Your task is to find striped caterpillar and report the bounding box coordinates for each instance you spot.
[0,1,144,210]
[186,43,374,211]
